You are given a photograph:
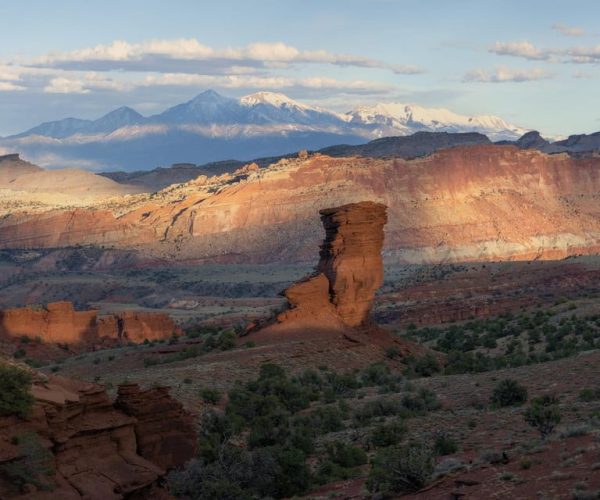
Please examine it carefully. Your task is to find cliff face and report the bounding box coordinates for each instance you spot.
[0,373,196,499]
[0,375,157,498]
[115,384,197,470]
[0,302,177,345]
[1,145,600,264]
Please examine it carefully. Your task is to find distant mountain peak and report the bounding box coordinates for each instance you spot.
[240,91,308,109]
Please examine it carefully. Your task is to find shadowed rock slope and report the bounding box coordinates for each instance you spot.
[0,365,195,499]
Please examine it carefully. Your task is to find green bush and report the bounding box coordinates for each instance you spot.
[370,419,406,448]
[367,443,434,494]
[524,395,561,439]
[0,364,34,418]
[433,431,458,456]
[0,432,55,492]
[325,441,367,468]
[200,388,222,405]
[490,379,528,407]
[579,387,600,402]
[404,354,442,378]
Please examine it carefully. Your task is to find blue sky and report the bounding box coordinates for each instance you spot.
[0,0,599,136]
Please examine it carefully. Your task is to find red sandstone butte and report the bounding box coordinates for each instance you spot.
[251,201,428,358]
[317,201,387,327]
[0,302,177,346]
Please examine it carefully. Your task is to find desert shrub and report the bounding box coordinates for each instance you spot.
[370,419,407,448]
[13,349,26,359]
[353,397,403,426]
[199,388,222,405]
[433,431,458,456]
[0,364,34,418]
[0,432,55,492]
[293,405,345,435]
[385,346,401,359]
[402,354,441,378]
[367,443,434,494]
[401,388,441,415]
[490,379,528,407]
[524,395,561,439]
[326,441,367,468]
[579,387,600,402]
[216,330,237,350]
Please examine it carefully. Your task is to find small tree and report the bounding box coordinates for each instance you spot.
[524,395,561,439]
[367,443,434,494]
[490,379,528,407]
[0,363,34,418]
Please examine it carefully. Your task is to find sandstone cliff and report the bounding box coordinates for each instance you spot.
[1,145,600,264]
[0,302,177,346]
[0,364,196,499]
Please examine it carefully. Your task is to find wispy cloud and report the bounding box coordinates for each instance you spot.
[490,39,600,65]
[28,38,424,75]
[552,23,586,37]
[463,66,552,83]
[489,41,551,61]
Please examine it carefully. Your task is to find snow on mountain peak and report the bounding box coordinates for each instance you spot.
[240,92,308,109]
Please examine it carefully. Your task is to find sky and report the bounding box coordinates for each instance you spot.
[0,0,599,137]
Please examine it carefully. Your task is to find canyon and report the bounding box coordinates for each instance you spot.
[1,145,600,266]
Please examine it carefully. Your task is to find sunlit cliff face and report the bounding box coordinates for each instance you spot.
[0,145,599,264]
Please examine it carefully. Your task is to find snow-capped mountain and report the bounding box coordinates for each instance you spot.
[1,90,530,170]
[347,103,527,139]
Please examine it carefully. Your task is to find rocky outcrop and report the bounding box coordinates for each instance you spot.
[0,302,178,346]
[317,202,387,327]
[0,367,196,499]
[115,384,197,470]
[274,201,386,330]
[0,374,160,499]
[249,201,430,359]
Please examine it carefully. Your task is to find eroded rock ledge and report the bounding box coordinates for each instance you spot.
[0,301,178,346]
[0,371,196,499]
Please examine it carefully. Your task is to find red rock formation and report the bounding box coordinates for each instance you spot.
[0,367,197,499]
[317,202,387,327]
[271,201,387,332]
[0,302,177,346]
[250,202,430,360]
[115,384,197,470]
[0,374,162,499]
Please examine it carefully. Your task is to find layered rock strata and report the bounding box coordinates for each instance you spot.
[115,384,197,470]
[0,368,196,499]
[0,302,177,345]
[317,201,387,327]
[2,146,600,264]
[253,202,406,345]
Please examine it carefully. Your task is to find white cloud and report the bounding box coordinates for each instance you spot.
[490,41,550,60]
[490,39,600,65]
[43,72,130,94]
[30,38,423,75]
[463,66,552,83]
[552,23,585,37]
[141,73,392,93]
[0,81,26,91]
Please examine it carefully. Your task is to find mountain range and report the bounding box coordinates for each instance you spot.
[0,90,530,171]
